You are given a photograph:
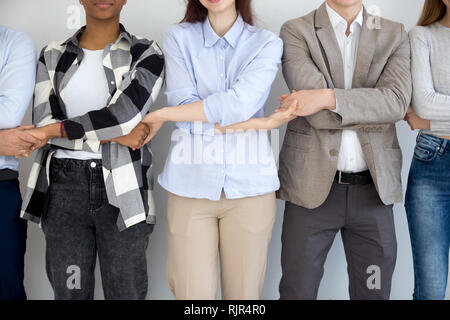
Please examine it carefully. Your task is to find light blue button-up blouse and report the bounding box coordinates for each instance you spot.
[0,25,36,172]
[158,15,283,200]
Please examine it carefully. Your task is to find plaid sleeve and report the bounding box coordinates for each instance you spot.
[33,45,100,152]
[63,39,165,142]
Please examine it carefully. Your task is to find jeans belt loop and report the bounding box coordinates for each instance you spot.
[439,139,448,156]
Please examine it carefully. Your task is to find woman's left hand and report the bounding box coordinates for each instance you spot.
[404,107,431,131]
[17,126,51,158]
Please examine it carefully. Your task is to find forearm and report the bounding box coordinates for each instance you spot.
[334,87,409,125]
[0,130,10,155]
[42,122,63,139]
[216,117,275,133]
[45,122,121,144]
[414,91,450,121]
[313,89,336,111]
[159,101,208,123]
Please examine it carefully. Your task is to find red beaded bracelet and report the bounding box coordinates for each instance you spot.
[60,121,64,138]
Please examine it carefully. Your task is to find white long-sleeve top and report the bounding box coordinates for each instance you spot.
[410,22,450,135]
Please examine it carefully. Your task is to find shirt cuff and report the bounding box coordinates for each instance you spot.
[203,97,220,125]
[430,120,450,133]
[63,120,85,140]
[331,91,341,115]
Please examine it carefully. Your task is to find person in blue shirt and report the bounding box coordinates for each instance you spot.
[0,25,37,300]
[141,0,295,300]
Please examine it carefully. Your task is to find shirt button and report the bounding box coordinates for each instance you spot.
[110,81,115,85]
[221,170,224,174]
[90,162,97,168]
[220,56,224,60]
[220,74,224,78]
[330,149,339,157]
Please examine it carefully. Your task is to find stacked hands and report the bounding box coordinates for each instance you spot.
[0,126,46,159]
[8,89,338,158]
[4,122,153,159]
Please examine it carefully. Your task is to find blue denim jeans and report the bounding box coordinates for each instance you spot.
[405,132,450,300]
[42,158,154,300]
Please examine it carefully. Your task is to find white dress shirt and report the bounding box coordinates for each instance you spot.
[326,3,368,173]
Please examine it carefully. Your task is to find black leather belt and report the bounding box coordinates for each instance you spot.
[334,170,373,185]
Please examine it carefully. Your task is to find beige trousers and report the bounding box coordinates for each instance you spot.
[166,191,277,300]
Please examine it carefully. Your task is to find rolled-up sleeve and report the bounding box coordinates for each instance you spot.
[203,37,283,127]
[163,29,202,132]
[0,31,36,129]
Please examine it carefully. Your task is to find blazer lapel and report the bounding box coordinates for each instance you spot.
[352,8,379,88]
[314,3,345,89]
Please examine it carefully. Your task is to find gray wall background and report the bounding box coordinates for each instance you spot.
[1,0,448,300]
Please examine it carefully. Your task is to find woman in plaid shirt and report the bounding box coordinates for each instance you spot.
[19,0,164,300]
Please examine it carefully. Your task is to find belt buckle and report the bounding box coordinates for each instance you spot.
[338,171,351,185]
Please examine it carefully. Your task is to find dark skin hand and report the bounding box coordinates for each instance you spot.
[20,121,150,158]
[112,122,150,150]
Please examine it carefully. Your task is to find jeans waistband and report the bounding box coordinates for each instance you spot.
[51,158,102,169]
[51,157,103,173]
[418,132,449,153]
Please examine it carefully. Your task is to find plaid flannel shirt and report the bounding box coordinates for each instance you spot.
[20,24,164,231]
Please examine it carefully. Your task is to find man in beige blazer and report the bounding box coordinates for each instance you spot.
[277,0,411,299]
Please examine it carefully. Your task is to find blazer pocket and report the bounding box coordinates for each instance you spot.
[283,129,312,152]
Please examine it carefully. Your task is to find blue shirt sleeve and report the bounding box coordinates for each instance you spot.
[0,31,36,129]
[203,36,283,127]
[163,28,206,134]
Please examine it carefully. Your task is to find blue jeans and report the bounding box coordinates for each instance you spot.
[405,132,450,300]
[0,179,27,300]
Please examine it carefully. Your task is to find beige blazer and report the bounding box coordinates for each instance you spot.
[277,3,412,208]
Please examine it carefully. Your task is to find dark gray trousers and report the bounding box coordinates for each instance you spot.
[42,158,154,300]
[279,181,397,300]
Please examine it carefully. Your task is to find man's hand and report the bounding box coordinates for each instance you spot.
[25,127,50,149]
[214,99,298,134]
[18,126,52,158]
[277,89,336,116]
[404,107,430,131]
[267,99,298,129]
[0,125,41,157]
[112,122,151,151]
